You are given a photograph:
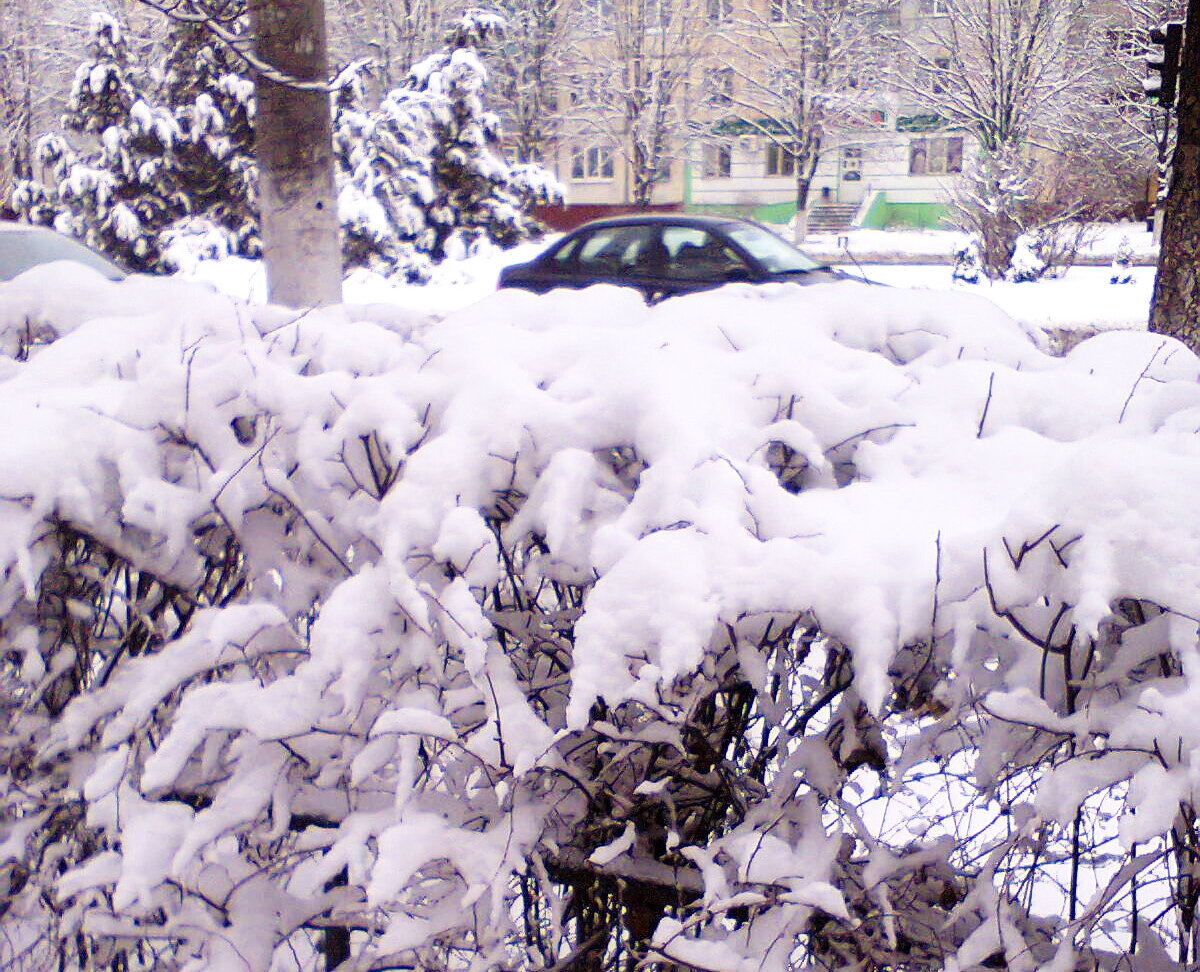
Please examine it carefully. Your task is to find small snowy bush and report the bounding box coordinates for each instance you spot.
[951,239,982,284]
[1006,235,1046,282]
[1111,234,1135,284]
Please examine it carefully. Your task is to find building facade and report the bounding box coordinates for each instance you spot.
[540,0,974,229]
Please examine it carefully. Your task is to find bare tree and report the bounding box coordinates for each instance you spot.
[1151,0,1200,346]
[485,0,575,164]
[567,0,708,207]
[326,0,454,95]
[896,0,1104,277]
[717,0,898,241]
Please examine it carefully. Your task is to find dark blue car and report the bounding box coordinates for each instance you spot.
[498,214,850,301]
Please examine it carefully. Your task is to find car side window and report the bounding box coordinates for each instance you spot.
[662,226,750,281]
[574,225,664,277]
[550,236,582,267]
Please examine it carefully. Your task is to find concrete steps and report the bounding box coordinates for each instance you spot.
[806,204,859,233]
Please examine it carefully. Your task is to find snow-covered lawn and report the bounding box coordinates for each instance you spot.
[803,221,1158,264]
[849,263,1155,338]
[180,230,1156,341]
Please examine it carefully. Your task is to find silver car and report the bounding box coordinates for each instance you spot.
[0,223,125,282]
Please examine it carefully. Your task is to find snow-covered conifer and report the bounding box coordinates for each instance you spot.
[160,10,259,262]
[15,12,181,270]
[333,60,438,280]
[399,12,556,260]
[334,14,559,279]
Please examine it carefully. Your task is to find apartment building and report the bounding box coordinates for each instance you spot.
[541,0,1073,230]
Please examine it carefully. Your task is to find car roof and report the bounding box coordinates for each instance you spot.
[0,221,126,280]
[565,213,753,233]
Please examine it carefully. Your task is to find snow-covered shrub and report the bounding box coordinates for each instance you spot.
[951,238,981,284]
[6,268,1200,970]
[1006,235,1046,282]
[947,145,1034,281]
[1111,234,1135,284]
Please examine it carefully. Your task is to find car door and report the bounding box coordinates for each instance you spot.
[562,223,667,298]
[660,225,757,297]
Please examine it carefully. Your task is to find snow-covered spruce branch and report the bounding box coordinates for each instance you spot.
[131,0,357,92]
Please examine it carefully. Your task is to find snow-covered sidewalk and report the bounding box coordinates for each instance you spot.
[802,223,1158,266]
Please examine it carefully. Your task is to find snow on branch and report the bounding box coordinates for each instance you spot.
[0,269,1199,968]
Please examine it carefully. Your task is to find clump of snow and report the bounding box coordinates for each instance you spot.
[1,261,1198,969]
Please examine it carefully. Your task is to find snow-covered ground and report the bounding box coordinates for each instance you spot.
[180,231,1155,341]
[803,222,1158,264]
[848,263,1155,338]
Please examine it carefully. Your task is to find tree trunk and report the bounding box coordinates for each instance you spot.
[1150,0,1200,348]
[249,0,342,308]
[793,174,812,244]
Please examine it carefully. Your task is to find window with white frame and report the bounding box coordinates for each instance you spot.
[703,143,732,178]
[907,136,963,175]
[765,143,795,177]
[919,0,950,13]
[707,0,732,23]
[705,67,734,106]
[571,146,615,180]
[930,56,951,94]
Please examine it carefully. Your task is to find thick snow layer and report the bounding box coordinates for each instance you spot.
[178,233,1153,338]
[0,261,1196,970]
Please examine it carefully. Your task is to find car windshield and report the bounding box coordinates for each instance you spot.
[0,229,125,281]
[725,223,822,274]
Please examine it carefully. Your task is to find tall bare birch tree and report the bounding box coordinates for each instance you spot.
[568,0,707,207]
[717,0,898,240]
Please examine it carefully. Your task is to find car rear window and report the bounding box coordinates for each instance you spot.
[574,225,661,275]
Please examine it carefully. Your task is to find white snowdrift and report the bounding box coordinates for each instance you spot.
[0,265,1197,970]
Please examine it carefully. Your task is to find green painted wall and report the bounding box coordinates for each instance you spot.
[860,198,949,230]
[685,200,797,227]
[687,197,949,230]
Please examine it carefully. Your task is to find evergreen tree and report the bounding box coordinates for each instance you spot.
[333,61,439,281]
[406,12,540,259]
[14,8,557,281]
[335,13,560,279]
[160,8,259,262]
[15,13,181,271]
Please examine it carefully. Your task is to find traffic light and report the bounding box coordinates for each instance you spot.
[1145,21,1184,108]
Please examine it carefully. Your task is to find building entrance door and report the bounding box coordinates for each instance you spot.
[838,146,865,204]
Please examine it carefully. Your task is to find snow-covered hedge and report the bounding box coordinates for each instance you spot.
[0,269,1197,970]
